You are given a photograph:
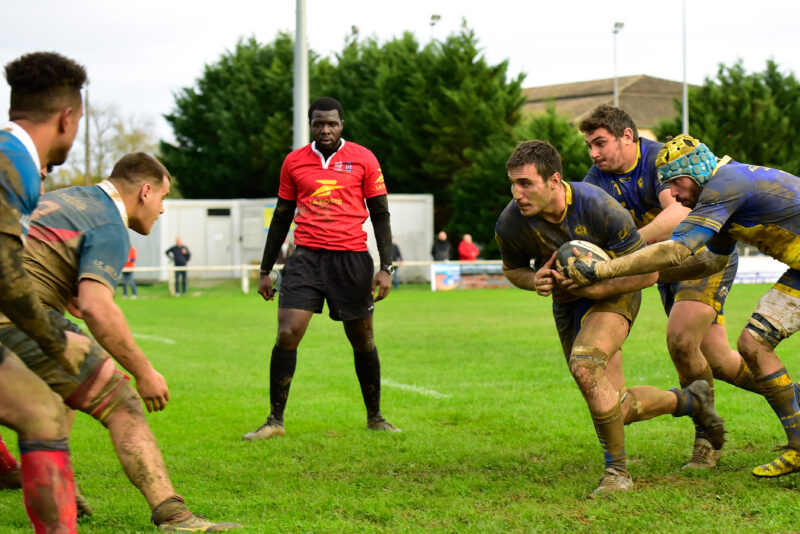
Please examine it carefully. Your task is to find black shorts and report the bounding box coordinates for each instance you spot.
[278,246,375,321]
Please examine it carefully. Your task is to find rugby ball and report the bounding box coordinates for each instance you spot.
[555,240,610,271]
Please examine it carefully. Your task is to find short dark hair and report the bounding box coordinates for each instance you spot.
[506,140,563,179]
[5,52,87,123]
[578,104,639,141]
[308,97,343,121]
[109,152,171,191]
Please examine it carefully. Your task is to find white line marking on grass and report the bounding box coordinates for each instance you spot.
[132,333,176,345]
[381,378,451,398]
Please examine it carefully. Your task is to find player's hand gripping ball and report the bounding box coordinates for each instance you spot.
[556,240,610,286]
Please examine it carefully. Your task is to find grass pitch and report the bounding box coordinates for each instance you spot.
[2,281,800,532]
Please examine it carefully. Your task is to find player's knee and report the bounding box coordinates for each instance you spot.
[666,330,698,363]
[568,346,607,386]
[742,313,784,352]
[103,386,145,427]
[16,392,68,440]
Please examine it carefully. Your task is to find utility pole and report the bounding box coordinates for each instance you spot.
[293,0,309,149]
[84,80,90,185]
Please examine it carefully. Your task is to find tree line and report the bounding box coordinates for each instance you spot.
[159,25,800,259]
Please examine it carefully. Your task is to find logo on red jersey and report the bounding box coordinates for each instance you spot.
[311,179,344,198]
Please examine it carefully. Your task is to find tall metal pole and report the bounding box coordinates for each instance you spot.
[682,0,689,134]
[293,0,309,149]
[83,82,90,186]
[613,22,624,107]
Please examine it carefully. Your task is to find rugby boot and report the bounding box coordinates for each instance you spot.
[752,448,800,477]
[157,514,244,532]
[367,414,401,432]
[242,415,285,441]
[152,494,243,532]
[682,438,723,470]
[686,380,727,449]
[590,467,633,496]
[75,484,93,517]
[0,466,21,489]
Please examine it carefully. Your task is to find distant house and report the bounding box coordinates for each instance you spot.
[522,74,696,140]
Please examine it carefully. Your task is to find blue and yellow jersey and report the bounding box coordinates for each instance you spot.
[582,138,666,229]
[0,130,42,240]
[673,161,800,269]
[22,185,130,314]
[495,181,645,301]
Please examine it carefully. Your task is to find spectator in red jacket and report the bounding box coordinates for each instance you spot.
[458,234,479,261]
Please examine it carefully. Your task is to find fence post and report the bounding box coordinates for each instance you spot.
[241,265,249,294]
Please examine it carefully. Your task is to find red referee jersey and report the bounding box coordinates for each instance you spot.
[278,140,387,251]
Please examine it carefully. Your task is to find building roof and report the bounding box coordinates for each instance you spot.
[522,74,694,130]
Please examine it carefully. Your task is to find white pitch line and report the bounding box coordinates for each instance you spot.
[132,333,176,345]
[381,378,451,399]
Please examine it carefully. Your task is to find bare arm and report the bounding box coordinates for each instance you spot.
[556,268,658,299]
[502,252,555,295]
[568,240,693,286]
[657,248,731,283]
[638,190,690,245]
[76,278,169,412]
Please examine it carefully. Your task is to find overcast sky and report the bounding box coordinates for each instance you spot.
[2,0,798,142]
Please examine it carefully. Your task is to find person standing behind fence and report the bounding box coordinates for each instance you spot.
[391,241,403,289]
[165,237,190,296]
[121,245,137,298]
[243,96,399,441]
[431,231,452,261]
[458,233,479,261]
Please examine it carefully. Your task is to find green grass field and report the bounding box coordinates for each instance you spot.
[2,281,800,533]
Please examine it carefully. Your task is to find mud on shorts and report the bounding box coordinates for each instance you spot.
[552,290,642,360]
[0,314,132,423]
[278,245,375,321]
[658,248,738,326]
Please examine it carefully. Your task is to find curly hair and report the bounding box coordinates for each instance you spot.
[308,96,343,121]
[578,104,639,142]
[5,52,87,122]
[505,140,563,179]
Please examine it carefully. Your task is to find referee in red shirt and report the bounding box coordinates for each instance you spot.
[243,97,399,440]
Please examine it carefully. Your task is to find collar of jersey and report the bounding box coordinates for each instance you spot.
[556,182,572,223]
[97,179,128,227]
[0,121,41,171]
[618,140,641,176]
[711,155,732,176]
[312,139,346,169]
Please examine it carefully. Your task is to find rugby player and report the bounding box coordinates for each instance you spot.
[579,105,757,469]
[243,96,399,440]
[0,152,241,532]
[495,139,726,495]
[565,134,800,477]
[0,51,91,533]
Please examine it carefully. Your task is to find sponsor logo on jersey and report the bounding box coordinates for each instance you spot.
[311,179,344,206]
[573,225,587,236]
[311,179,343,197]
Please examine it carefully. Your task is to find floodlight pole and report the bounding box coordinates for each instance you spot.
[293,0,309,149]
[613,22,624,107]
[682,0,689,134]
[430,14,441,41]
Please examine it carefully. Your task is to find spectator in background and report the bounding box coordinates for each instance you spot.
[121,245,137,299]
[458,233,480,261]
[165,237,191,296]
[431,231,452,261]
[391,241,403,289]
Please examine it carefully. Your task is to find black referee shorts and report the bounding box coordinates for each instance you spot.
[278,246,375,321]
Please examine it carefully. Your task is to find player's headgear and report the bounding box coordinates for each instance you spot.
[655,134,717,187]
